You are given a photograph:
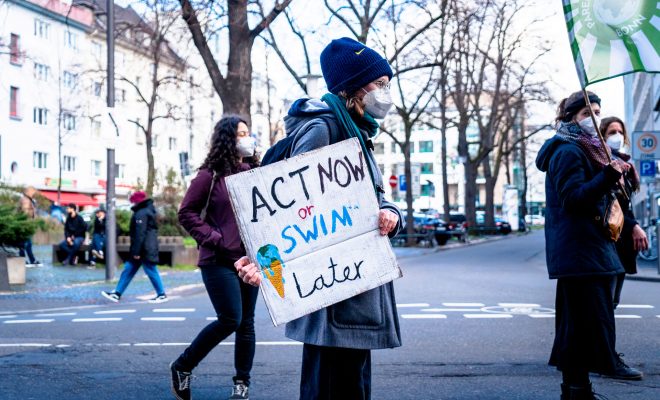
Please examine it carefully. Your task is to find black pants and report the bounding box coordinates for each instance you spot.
[612,272,625,309]
[176,264,259,385]
[300,344,371,400]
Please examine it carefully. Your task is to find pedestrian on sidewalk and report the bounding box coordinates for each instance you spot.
[19,186,42,267]
[599,116,646,380]
[59,203,87,266]
[170,116,260,400]
[536,90,626,400]
[235,37,403,400]
[88,208,106,268]
[101,191,167,304]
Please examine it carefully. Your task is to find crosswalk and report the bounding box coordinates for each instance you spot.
[1,303,658,325]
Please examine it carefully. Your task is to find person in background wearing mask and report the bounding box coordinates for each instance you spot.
[235,37,403,400]
[59,203,87,266]
[170,116,259,400]
[599,116,646,380]
[535,90,627,400]
[101,191,167,304]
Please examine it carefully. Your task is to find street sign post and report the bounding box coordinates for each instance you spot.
[632,131,660,160]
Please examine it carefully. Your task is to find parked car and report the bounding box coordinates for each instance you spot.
[524,214,545,225]
[475,211,512,235]
[402,213,452,245]
[447,213,468,240]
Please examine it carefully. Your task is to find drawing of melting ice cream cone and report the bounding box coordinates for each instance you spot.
[256,244,286,298]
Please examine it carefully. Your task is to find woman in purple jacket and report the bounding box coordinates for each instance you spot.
[170,115,259,400]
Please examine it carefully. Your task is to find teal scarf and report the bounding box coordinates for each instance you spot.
[321,93,379,194]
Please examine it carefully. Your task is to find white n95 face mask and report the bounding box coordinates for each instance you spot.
[606,133,624,151]
[237,136,256,157]
[363,87,394,119]
[578,116,601,137]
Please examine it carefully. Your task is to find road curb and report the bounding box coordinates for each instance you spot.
[626,274,660,283]
[394,233,522,259]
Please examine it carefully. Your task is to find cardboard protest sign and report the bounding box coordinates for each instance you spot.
[226,138,401,326]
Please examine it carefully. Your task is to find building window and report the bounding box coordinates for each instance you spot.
[62,112,76,131]
[391,142,398,154]
[34,19,50,39]
[419,140,434,153]
[9,86,19,118]
[62,156,76,172]
[93,82,102,97]
[116,164,126,179]
[91,41,102,58]
[92,119,101,137]
[421,184,433,196]
[63,71,78,90]
[64,30,77,49]
[378,163,385,174]
[169,137,177,150]
[91,160,101,177]
[10,34,21,65]
[33,151,48,169]
[408,142,415,153]
[153,135,159,148]
[33,107,48,125]
[34,62,50,81]
[115,89,126,103]
[421,163,434,174]
[373,142,385,155]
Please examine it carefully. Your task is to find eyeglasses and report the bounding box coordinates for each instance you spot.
[373,79,391,90]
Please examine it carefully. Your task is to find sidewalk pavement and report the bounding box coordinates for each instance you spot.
[2,236,658,313]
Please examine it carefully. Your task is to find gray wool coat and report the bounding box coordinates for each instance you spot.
[283,99,403,350]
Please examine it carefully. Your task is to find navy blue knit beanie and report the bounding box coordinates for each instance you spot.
[320,37,393,95]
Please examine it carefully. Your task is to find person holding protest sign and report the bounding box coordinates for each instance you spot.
[535,90,627,399]
[598,116,645,381]
[171,116,259,400]
[235,37,403,400]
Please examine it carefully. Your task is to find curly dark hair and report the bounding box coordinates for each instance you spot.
[199,115,260,176]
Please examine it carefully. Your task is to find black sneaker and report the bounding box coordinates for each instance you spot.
[101,290,120,303]
[149,294,168,304]
[606,353,643,380]
[170,362,192,400]
[229,380,249,400]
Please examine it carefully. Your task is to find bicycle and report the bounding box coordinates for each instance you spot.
[638,221,658,261]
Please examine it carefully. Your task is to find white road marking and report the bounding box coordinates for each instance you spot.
[442,303,485,307]
[498,303,541,308]
[35,312,77,317]
[72,318,122,322]
[401,314,447,319]
[528,314,555,318]
[141,317,186,322]
[0,315,16,319]
[422,308,482,312]
[4,319,54,324]
[464,314,513,319]
[396,303,430,308]
[617,304,654,309]
[614,315,642,319]
[152,308,195,313]
[0,341,302,347]
[94,309,137,315]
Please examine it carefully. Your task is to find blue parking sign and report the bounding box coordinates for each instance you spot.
[399,175,406,191]
[640,160,656,177]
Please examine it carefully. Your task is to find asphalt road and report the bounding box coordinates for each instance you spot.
[1,231,658,399]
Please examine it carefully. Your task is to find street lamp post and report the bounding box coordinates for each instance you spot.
[105,0,117,282]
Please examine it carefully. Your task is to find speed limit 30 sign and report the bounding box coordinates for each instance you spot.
[632,131,660,160]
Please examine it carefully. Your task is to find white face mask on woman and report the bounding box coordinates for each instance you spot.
[237,136,256,157]
[578,115,601,137]
[362,87,394,119]
[606,133,625,151]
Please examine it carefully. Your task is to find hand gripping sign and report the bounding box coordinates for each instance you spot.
[226,138,402,326]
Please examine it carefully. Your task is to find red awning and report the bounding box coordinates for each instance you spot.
[39,190,100,207]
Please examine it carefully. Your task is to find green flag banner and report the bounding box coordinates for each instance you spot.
[563,0,660,87]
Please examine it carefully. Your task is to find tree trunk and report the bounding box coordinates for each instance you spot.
[464,162,478,228]
[225,1,254,122]
[404,140,415,246]
[482,158,495,226]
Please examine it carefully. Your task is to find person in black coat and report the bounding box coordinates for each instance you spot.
[536,90,628,400]
[599,116,647,380]
[101,191,167,303]
[89,209,106,267]
[59,203,87,265]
